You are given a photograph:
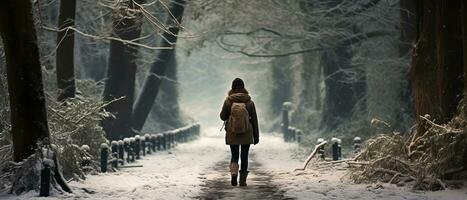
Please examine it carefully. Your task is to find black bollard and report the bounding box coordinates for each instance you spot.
[118,140,124,165]
[39,159,53,197]
[100,143,109,173]
[145,134,151,154]
[282,110,289,142]
[338,139,342,160]
[296,130,302,143]
[162,133,168,150]
[331,137,339,161]
[317,138,326,160]
[151,135,157,152]
[111,141,118,169]
[135,135,141,159]
[156,135,162,151]
[129,137,136,162]
[141,135,146,156]
[353,136,362,154]
[171,132,176,147]
[124,138,131,163]
[282,102,292,142]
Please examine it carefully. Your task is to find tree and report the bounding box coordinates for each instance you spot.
[269,55,293,116]
[411,0,464,133]
[56,0,77,101]
[0,0,51,162]
[102,0,145,140]
[321,46,366,129]
[147,49,183,131]
[131,0,186,132]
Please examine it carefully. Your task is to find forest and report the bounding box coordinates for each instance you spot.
[1,0,467,199]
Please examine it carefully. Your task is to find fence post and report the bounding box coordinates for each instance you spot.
[163,133,168,150]
[111,141,118,169]
[118,140,124,165]
[145,134,151,154]
[129,137,136,162]
[331,137,340,161]
[282,108,289,141]
[353,136,362,153]
[156,135,162,150]
[141,135,146,157]
[135,135,141,159]
[151,135,157,152]
[296,129,302,143]
[317,138,326,160]
[39,159,53,197]
[100,143,109,172]
[124,138,131,163]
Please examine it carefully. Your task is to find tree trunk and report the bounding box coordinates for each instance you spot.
[102,0,145,140]
[321,46,365,129]
[411,0,464,133]
[462,1,467,89]
[0,0,51,162]
[270,56,293,116]
[131,0,186,132]
[56,0,76,101]
[395,0,417,132]
[148,50,182,131]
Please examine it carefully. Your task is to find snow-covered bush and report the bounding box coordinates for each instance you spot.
[46,80,110,179]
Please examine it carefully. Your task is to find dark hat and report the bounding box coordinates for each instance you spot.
[231,78,245,89]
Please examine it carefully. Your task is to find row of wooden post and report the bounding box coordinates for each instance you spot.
[316,136,363,161]
[282,102,302,143]
[99,124,200,172]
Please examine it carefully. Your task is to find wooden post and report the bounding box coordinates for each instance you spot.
[118,140,124,165]
[296,130,302,143]
[39,160,52,197]
[282,102,292,142]
[135,135,141,159]
[123,138,131,163]
[282,109,289,141]
[111,141,118,169]
[353,137,362,154]
[162,133,168,150]
[100,143,109,173]
[156,135,162,150]
[331,137,339,161]
[151,135,156,152]
[145,134,151,154]
[129,137,136,162]
[141,135,146,156]
[317,138,326,160]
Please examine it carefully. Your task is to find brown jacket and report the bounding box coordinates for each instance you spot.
[220,91,259,145]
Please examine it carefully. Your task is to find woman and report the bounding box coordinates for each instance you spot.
[220,78,259,187]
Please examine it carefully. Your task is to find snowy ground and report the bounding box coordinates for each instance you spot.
[2,127,467,199]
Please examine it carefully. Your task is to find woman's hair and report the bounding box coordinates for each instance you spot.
[228,88,249,95]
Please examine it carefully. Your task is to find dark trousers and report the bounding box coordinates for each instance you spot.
[230,144,250,171]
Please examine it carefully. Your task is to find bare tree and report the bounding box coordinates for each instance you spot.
[56,0,77,101]
[103,0,146,140]
[131,0,186,132]
[0,0,51,162]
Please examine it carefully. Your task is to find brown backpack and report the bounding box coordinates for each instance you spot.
[227,102,250,134]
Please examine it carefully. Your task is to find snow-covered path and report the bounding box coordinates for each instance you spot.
[3,127,467,200]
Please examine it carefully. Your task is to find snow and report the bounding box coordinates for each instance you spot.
[2,126,467,199]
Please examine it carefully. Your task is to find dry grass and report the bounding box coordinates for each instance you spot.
[350,105,467,190]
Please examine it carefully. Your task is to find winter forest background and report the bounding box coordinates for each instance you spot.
[2,0,467,199]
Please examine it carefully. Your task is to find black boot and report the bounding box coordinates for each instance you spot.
[229,163,239,186]
[239,171,249,186]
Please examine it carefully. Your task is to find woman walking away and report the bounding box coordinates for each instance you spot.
[220,78,259,187]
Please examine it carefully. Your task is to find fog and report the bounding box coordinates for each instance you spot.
[177,43,271,129]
